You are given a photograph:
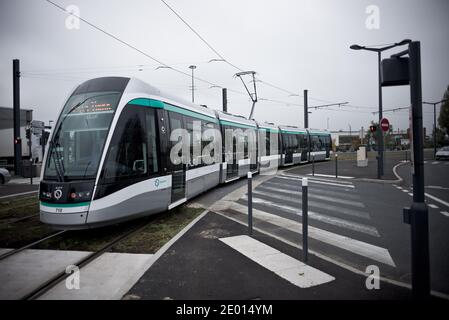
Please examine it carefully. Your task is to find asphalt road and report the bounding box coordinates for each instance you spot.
[161,157,449,298]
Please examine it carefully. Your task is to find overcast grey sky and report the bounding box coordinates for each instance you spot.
[1,0,448,132]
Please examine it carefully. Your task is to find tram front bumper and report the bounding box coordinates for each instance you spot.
[40,201,90,229]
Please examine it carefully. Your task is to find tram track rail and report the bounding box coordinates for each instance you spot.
[0,230,68,262]
[21,219,152,300]
[0,212,40,227]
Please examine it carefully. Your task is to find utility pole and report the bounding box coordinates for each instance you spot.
[377,51,384,178]
[189,65,196,103]
[304,89,308,128]
[222,88,228,112]
[13,59,22,176]
[350,39,411,178]
[408,41,430,300]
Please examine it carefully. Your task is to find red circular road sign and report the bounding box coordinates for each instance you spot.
[380,118,390,132]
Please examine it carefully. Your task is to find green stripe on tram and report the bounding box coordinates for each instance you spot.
[129,98,164,108]
[163,103,218,123]
[128,98,218,123]
[219,120,256,130]
[40,201,91,208]
[281,130,307,135]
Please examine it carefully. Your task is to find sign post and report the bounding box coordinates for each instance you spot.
[382,41,430,299]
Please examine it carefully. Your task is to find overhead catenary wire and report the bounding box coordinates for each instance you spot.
[39,0,396,119]
[159,0,342,104]
[42,0,248,97]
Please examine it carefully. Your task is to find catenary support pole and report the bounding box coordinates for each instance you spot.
[13,59,22,176]
[304,89,308,128]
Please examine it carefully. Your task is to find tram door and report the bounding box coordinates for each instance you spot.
[169,112,186,203]
[249,129,258,172]
[226,132,239,180]
[301,134,308,162]
[283,134,293,165]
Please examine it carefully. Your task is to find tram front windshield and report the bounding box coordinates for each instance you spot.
[44,91,121,181]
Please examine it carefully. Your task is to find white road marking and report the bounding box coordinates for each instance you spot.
[426,185,449,191]
[423,161,428,164]
[425,193,449,208]
[282,173,354,185]
[402,190,409,193]
[428,204,439,209]
[215,211,449,300]
[220,235,335,288]
[260,183,364,208]
[432,161,439,165]
[441,211,449,217]
[307,173,355,179]
[277,175,355,189]
[264,180,361,201]
[241,195,379,237]
[228,203,395,267]
[408,193,413,196]
[255,186,370,219]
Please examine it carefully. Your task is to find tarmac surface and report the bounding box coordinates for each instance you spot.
[127,156,449,300]
[126,211,412,300]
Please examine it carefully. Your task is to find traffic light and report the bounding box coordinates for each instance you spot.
[370,125,377,133]
[14,137,22,145]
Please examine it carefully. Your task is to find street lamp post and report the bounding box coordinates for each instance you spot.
[423,99,448,159]
[350,39,411,179]
[189,65,196,103]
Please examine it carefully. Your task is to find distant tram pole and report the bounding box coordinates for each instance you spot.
[222,88,228,112]
[13,59,22,176]
[304,89,308,128]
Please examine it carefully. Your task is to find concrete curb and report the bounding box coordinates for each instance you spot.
[120,208,209,299]
[353,161,407,184]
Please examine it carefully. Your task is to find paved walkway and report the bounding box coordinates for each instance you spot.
[125,211,412,299]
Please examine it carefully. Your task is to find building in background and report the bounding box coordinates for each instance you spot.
[0,106,33,169]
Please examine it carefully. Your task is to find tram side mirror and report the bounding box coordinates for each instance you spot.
[133,160,145,173]
[381,57,410,87]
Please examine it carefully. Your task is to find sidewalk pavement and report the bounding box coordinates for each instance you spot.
[298,157,402,181]
[125,211,412,300]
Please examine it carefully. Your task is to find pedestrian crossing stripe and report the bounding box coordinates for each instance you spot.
[281,173,355,186]
[277,175,355,189]
[226,202,396,267]
[220,235,335,288]
[258,180,365,208]
[241,194,379,237]
[256,185,370,219]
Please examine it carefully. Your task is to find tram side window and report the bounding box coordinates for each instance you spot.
[319,136,328,151]
[183,115,203,168]
[169,112,184,164]
[146,109,159,174]
[311,135,321,151]
[103,106,147,181]
[299,134,307,150]
[265,131,271,156]
[202,120,217,164]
